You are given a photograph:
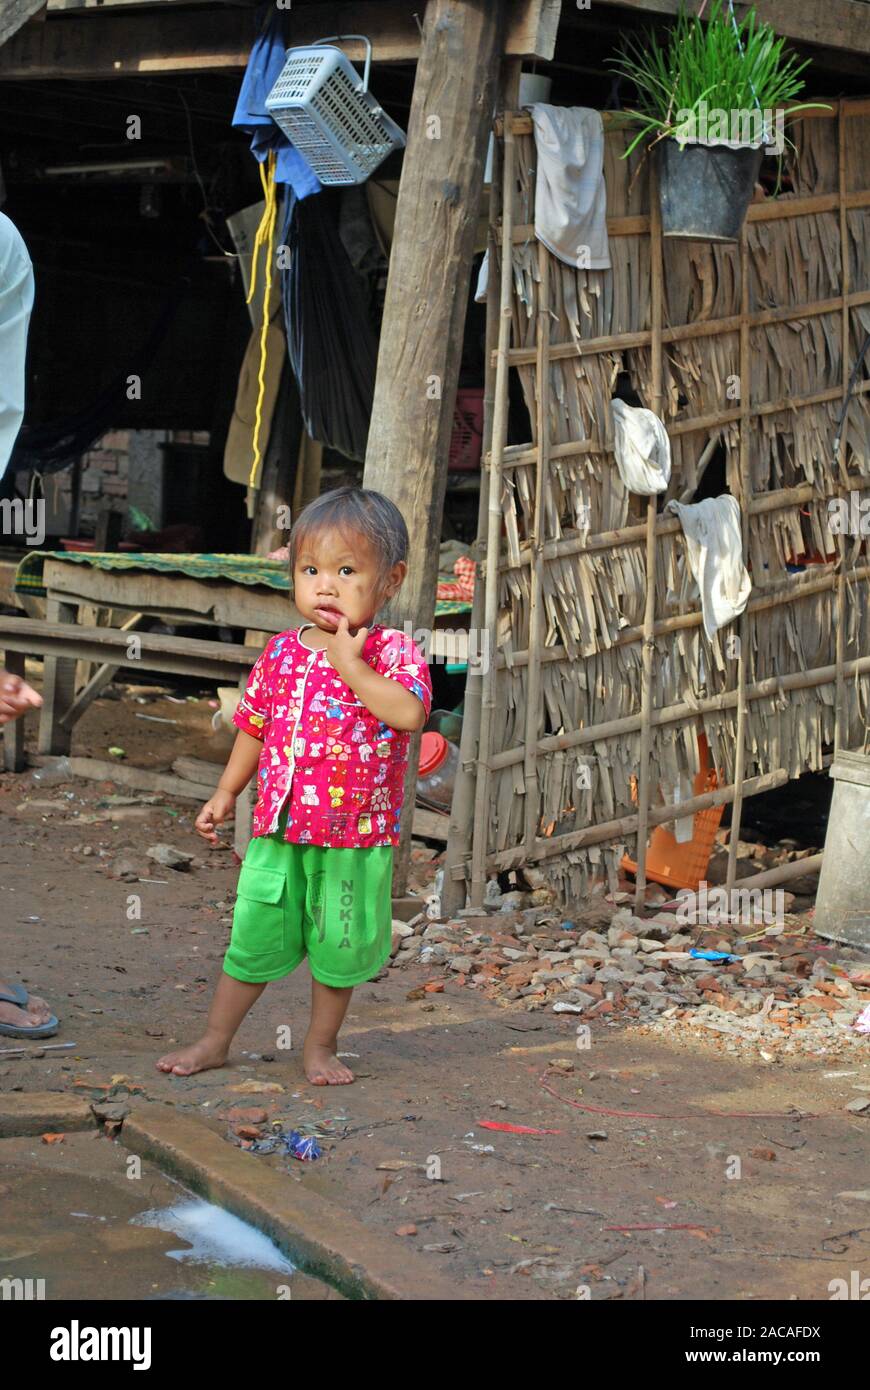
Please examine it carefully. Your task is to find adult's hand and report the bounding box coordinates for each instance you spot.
[0,669,42,725]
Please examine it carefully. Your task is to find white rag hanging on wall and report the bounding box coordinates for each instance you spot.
[529,105,611,270]
[665,495,752,641]
[475,103,611,299]
[610,399,671,494]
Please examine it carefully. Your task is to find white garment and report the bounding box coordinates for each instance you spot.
[611,399,671,494]
[0,212,34,477]
[666,495,752,641]
[474,249,488,304]
[530,105,611,270]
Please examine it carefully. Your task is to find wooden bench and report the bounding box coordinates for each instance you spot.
[0,613,263,769]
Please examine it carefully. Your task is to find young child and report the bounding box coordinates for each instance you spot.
[157,487,431,1085]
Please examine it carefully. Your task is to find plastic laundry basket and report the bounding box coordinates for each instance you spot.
[622,734,724,891]
[265,35,406,186]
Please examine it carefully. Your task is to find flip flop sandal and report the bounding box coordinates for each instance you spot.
[0,984,59,1040]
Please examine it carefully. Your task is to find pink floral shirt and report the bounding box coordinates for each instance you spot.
[233,624,432,848]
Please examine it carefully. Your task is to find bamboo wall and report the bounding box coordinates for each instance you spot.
[452,99,870,909]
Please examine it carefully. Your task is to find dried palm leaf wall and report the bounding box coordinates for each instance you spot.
[448,100,870,910]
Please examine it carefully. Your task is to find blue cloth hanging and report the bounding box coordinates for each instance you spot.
[232,11,321,200]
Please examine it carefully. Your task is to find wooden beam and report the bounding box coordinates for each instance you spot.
[603,0,870,58]
[362,0,507,894]
[1,0,558,79]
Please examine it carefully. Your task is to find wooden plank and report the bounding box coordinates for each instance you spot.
[39,561,461,659]
[0,615,262,684]
[2,0,558,78]
[363,0,507,896]
[411,807,450,843]
[171,755,226,784]
[603,0,870,58]
[30,753,217,804]
[42,559,298,632]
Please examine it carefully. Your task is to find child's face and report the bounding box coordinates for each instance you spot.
[294,528,406,634]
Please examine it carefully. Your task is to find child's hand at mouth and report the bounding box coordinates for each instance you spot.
[325,616,368,676]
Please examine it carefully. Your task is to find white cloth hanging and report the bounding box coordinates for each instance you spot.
[610,399,671,494]
[0,212,34,477]
[530,105,611,270]
[666,495,752,641]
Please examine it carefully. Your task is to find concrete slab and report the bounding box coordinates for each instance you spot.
[0,1091,96,1138]
[123,1104,463,1301]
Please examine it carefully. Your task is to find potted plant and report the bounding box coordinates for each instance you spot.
[610,1,827,241]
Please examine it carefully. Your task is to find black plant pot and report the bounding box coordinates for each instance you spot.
[656,137,764,242]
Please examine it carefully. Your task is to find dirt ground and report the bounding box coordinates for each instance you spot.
[2,681,870,1301]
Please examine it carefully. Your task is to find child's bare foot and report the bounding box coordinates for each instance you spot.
[303,1037,354,1085]
[156,1033,228,1076]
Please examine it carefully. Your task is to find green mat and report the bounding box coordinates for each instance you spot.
[14,550,471,618]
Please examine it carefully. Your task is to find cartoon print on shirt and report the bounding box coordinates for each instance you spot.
[232,625,432,849]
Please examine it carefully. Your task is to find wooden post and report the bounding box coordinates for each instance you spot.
[362,0,507,895]
[469,84,518,908]
[633,163,664,910]
[725,226,752,893]
[37,598,79,755]
[442,95,507,916]
[834,103,851,752]
[523,242,550,850]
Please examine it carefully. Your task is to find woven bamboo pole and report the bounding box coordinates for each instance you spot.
[469,102,516,908]
[495,564,870,669]
[522,242,550,851]
[501,469,870,571]
[442,110,505,917]
[834,103,851,752]
[632,159,664,910]
[726,227,752,893]
[490,769,790,871]
[488,652,870,772]
[499,100,870,140]
[500,286,870,368]
[495,378,870,475]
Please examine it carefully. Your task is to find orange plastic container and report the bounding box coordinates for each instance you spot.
[622,734,724,892]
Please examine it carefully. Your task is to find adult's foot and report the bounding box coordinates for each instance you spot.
[303,1036,354,1085]
[0,982,53,1030]
[156,1034,228,1076]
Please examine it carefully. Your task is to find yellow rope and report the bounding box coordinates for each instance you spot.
[247,152,278,489]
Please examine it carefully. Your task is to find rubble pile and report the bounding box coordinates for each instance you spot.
[390,901,870,1058]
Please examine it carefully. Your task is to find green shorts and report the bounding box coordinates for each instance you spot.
[223,825,393,989]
